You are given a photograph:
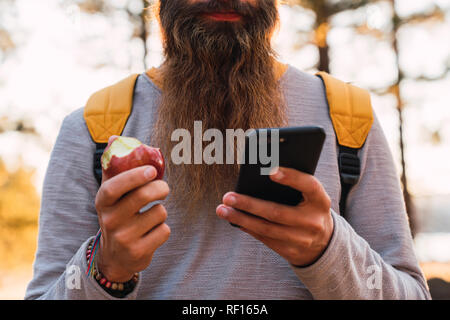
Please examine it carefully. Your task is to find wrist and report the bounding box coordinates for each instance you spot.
[291,212,334,268]
[98,266,135,283]
[96,242,135,283]
[86,235,138,298]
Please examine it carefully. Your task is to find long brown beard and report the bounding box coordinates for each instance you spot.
[153,0,287,212]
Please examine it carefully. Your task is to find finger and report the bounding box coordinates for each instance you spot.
[138,223,171,253]
[269,167,327,205]
[222,192,301,226]
[117,180,170,217]
[216,205,300,243]
[126,204,168,237]
[98,165,158,207]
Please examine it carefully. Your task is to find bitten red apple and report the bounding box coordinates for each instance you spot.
[101,136,165,181]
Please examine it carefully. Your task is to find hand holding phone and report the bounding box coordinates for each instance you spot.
[216,126,334,267]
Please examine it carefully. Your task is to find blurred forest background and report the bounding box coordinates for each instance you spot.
[0,0,450,299]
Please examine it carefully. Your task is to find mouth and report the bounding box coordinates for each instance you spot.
[203,11,242,22]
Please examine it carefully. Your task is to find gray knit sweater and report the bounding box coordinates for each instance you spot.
[25,65,431,300]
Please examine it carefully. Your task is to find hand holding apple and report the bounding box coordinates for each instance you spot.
[94,136,170,283]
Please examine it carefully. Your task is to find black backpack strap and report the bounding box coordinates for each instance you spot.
[93,143,108,186]
[338,145,361,216]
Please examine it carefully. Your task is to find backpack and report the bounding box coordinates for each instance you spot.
[83,65,374,216]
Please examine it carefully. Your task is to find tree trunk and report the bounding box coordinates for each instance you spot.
[140,0,150,70]
[318,44,330,73]
[314,17,331,73]
[391,0,417,236]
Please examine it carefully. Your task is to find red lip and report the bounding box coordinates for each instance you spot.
[204,12,242,22]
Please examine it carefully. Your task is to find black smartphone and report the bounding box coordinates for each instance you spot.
[231,126,325,225]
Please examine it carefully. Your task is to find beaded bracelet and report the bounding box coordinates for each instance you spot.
[86,234,139,298]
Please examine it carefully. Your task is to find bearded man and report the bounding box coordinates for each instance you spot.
[26,0,430,299]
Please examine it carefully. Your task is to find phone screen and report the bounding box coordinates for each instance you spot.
[234,126,326,207]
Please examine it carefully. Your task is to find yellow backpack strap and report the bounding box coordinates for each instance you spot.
[316,71,374,149]
[84,73,140,143]
[83,73,140,185]
[316,71,374,216]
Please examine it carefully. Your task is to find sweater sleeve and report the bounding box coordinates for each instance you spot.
[291,113,431,300]
[24,108,140,300]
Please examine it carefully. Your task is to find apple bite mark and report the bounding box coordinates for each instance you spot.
[101,137,142,170]
[101,136,165,181]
